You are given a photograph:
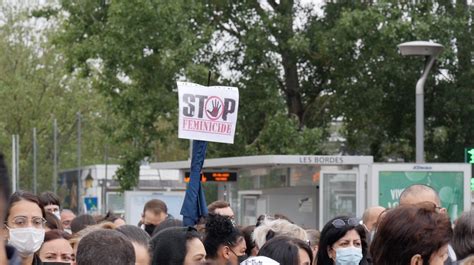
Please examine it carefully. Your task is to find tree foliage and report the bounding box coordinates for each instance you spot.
[53,0,213,190]
[203,1,473,162]
[0,5,109,192]
[34,0,474,190]
[319,1,473,161]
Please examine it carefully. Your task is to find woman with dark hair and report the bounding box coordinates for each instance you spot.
[37,229,73,263]
[150,226,206,265]
[452,210,474,261]
[44,212,63,232]
[204,214,247,265]
[258,236,313,265]
[240,225,257,257]
[152,218,183,237]
[316,216,367,265]
[116,225,151,265]
[2,191,47,265]
[370,203,453,265]
[38,191,61,219]
[70,214,97,234]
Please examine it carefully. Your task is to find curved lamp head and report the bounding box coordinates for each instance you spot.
[398,41,444,57]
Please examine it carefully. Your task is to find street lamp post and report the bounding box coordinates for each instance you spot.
[398,41,444,163]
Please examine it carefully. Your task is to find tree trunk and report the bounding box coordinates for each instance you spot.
[282,54,304,127]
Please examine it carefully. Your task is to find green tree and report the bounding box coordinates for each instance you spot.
[319,1,473,161]
[0,4,110,192]
[53,0,213,190]
[197,1,335,158]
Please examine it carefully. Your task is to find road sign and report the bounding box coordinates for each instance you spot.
[84,197,98,213]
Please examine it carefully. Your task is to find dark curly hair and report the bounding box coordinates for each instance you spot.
[204,214,243,258]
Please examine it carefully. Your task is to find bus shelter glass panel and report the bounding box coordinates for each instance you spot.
[242,196,258,225]
[321,172,357,227]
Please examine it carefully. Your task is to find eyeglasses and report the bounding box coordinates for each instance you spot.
[7,216,47,229]
[332,217,359,228]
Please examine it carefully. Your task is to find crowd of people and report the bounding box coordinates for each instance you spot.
[1,153,474,265]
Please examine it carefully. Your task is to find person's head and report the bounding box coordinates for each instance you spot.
[207,200,234,220]
[38,229,73,263]
[316,216,367,265]
[2,191,47,257]
[306,229,320,262]
[152,218,183,237]
[150,226,206,265]
[241,256,280,265]
[361,206,385,232]
[204,214,246,265]
[399,184,446,213]
[241,225,257,257]
[273,213,293,224]
[258,236,313,265]
[452,210,474,260]
[256,214,293,227]
[116,225,151,265]
[141,199,168,236]
[39,191,61,218]
[60,209,76,231]
[253,217,308,250]
[71,214,97,234]
[370,202,453,265]
[69,222,117,257]
[45,211,63,232]
[76,229,135,265]
[99,211,126,227]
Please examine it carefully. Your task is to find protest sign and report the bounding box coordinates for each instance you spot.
[178,81,239,144]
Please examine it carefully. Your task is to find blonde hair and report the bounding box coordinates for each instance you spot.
[252,217,307,249]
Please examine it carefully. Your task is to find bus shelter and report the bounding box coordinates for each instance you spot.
[151,155,373,229]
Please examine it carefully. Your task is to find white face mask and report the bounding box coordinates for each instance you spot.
[335,247,363,265]
[8,227,45,256]
[64,228,72,234]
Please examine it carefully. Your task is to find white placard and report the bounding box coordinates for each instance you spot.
[178,81,239,144]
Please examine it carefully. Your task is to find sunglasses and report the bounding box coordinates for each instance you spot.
[332,217,360,228]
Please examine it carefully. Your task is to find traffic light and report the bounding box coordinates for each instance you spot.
[465,148,474,164]
[471,178,474,191]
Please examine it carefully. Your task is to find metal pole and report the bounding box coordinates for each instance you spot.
[77,112,82,213]
[415,56,436,163]
[104,142,108,214]
[11,135,16,193]
[16,134,19,191]
[53,119,58,193]
[33,128,37,194]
